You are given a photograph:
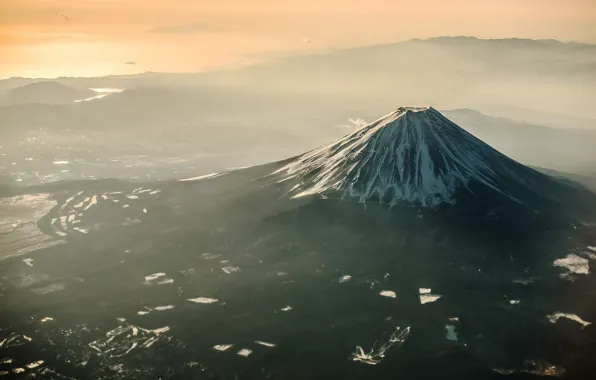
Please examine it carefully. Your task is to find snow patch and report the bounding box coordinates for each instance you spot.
[144,272,166,282]
[352,326,411,365]
[222,266,241,274]
[554,254,589,279]
[255,340,276,347]
[237,348,252,357]
[25,360,44,369]
[73,227,89,234]
[547,312,591,328]
[419,288,443,304]
[379,290,396,298]
[82,195,97,211]
[153,305,175,311]
[187,297,218,304]
[338,275,352,283]
[214,344,233,352]
[179,173,224,182]
[420,294,442,304]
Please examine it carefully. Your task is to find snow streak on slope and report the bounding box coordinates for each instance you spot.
[274,107,540,207]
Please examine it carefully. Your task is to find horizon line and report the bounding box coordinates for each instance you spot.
[1,35,594,81]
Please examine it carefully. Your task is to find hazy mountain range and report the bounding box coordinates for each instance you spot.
[2,36,596,122]
[1,36,595,187]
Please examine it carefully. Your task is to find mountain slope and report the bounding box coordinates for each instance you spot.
[273,107,584,215]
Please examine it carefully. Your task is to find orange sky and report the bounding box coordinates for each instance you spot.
[1,0,595,78]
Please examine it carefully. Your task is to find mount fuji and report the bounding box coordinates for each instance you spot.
[271,106,594,225]
[1,106,596,380]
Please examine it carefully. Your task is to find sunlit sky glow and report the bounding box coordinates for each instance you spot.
[1,0,595,78]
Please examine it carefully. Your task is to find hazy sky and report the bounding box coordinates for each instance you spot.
[2,0,595,78]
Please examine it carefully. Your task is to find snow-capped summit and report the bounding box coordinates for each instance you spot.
[273,106,571,208]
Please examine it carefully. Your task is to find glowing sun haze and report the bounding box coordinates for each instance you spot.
[1,0,595,78]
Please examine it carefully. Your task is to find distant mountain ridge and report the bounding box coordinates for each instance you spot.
[443,108,596,173]
[1,36,594,84]
[416,36,596,48]
[0,81,94,105]
[1,36,593,119]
